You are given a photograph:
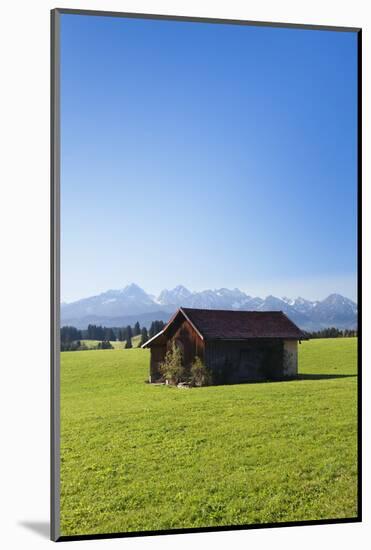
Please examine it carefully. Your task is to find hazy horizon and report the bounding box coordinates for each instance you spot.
[61,278,357,305]
[60,15,357,305]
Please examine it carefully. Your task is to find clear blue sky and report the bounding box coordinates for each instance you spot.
[60,14,358,303]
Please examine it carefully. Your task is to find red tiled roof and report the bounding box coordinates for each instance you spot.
[180,307,307,340]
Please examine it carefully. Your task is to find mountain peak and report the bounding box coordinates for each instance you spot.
[117,283,149,297]
[173,284,191,293]
[325,293,347,301]
[122,282,143,291]
[264,295,284,303]
[321,293,356,306]
[157,285,192,306]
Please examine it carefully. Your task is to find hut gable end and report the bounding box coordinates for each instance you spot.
[170,316,205,366]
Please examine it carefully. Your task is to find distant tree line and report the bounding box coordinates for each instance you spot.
[61,325,82,343]
[86,325,116,341]
[304,327,358,339]
[60,319,166,351]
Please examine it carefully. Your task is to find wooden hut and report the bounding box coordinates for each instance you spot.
[142,307,307,384]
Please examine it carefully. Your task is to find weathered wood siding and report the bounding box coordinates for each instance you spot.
[170,318,205,368]
[149,345,166,382]
[148,319,204,382]
[204,339,285,383]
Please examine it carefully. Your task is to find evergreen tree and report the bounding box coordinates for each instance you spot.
[134,321,141,336]
[87,324,94,339]
[87,324,105,340]
[97,340,113,350]
[150,320,165,337]
[61,326,82,343]
[125,334,133,349]
[139,326,149,347]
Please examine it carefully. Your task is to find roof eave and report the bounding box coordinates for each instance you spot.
[141,329,165,348]
[141,307,205,347]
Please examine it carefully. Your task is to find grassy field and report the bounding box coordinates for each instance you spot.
[80,335,141,350]
[60,338,358,536]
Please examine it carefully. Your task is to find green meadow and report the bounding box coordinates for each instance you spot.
[60,338,358,536]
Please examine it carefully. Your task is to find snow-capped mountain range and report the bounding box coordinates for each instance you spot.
[61,283,358,331]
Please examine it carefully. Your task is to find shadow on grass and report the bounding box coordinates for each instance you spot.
[213,373,358,386]
[156,373,357,388]
[297,373,357,380]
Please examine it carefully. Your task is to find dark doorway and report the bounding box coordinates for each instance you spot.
[239,349,266,381]
[238,341,283,381]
